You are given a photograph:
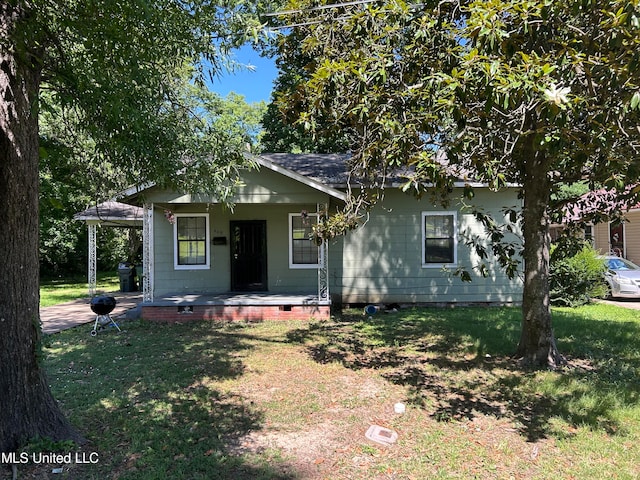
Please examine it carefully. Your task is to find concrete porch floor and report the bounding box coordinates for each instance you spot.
[141,292,331,322]
[145,292,328,306]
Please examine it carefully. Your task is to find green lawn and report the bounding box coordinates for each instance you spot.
[40,274,119,307]
[8,303,640,479]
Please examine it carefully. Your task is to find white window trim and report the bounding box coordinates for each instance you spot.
[173,213,210,270]
[422,211,458,268]
[289,212,319,269]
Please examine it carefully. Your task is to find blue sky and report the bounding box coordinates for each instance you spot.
[208,44,279,104]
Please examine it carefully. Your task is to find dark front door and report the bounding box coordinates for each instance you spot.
[230,221,267,291]
[610,222,625,257]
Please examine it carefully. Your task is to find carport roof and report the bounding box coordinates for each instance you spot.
[74,201,143,226]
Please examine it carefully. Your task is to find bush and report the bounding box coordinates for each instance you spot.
[550,241,608,307]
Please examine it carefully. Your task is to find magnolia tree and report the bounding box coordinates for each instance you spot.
[269,0,640,367]
[0,0,266,453]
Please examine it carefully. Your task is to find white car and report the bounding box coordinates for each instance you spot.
[603,256,640,299]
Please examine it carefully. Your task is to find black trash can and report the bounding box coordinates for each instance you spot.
[117,262,137,292]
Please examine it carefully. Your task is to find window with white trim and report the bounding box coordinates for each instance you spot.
[422,212,457,267]
[174,213,210,270]
[289,212,318,268]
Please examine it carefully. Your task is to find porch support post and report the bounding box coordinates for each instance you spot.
[318,240,329,303]
[142,203,154,302]
[87,223,97,296]
[317,203,329,303]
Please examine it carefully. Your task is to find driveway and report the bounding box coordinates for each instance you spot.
[40,291,142,334]
[598,298,640,310]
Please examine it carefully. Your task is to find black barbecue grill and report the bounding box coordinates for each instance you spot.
[89,296,121,336]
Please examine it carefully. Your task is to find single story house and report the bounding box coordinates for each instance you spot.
[99,153,523,321]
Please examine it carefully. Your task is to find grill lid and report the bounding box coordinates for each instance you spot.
[90,296,117,315]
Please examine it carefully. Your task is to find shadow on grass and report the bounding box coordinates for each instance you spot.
[287,306,640,442]
[42,320,297,480]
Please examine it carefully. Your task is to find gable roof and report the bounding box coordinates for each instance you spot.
[258,153,351,186]
[268,152,503,189]
[117,153,350,202]
[116,152,497,203]
[255,154,349,200]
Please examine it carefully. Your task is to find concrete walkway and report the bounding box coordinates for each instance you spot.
[40,291,142,334]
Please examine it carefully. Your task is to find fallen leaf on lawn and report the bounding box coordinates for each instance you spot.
[125,453,142,468]
[531,445,539,460]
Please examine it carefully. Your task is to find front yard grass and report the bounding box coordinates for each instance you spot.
[40,274,120,307]
[7,304,640,479]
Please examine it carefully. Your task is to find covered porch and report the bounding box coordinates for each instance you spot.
[75,200,333,322]
[135,198,333,322]
[76,155,349,322]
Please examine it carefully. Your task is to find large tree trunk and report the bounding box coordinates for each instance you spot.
[0,3,84,453]
[515,147,565,368]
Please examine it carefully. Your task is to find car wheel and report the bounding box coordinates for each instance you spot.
[605,284,614,300]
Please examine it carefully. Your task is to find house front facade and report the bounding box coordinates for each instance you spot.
[123,154,523,322]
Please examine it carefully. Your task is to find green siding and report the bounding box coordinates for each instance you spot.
[330,188,523,304]
[143,167,334,205]
[148,170,523,304]
[152,203,327,297]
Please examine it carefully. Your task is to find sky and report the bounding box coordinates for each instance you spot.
[208,44,279,104]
